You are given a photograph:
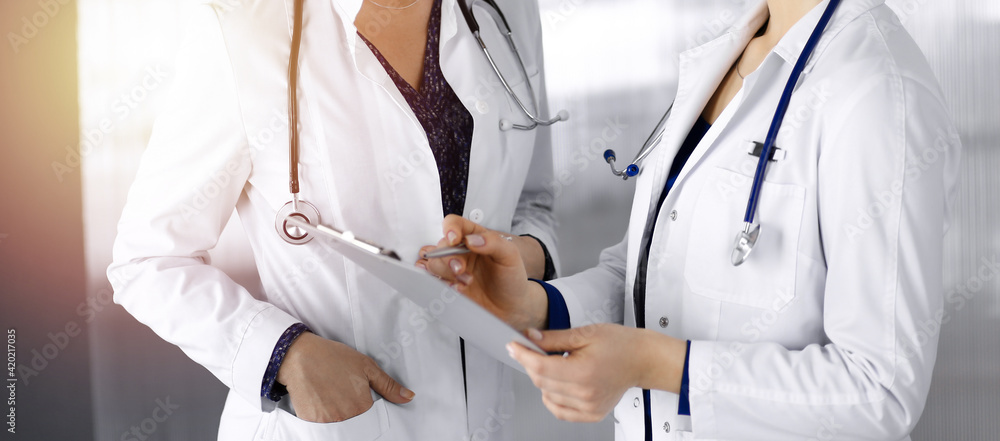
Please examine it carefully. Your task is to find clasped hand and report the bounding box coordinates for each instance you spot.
[277,332,415,423]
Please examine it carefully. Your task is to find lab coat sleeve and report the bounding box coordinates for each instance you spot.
[686,73,961,440]
[547,235,628,327]
[509,0,561,275]
[107,5,299,412]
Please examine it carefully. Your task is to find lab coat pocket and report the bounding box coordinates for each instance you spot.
[265,398,390,441]
[683,167,805,310]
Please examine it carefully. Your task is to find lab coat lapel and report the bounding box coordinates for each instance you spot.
[329,0,430,139]
[282,0,363,51]
[280,0,375,101]
[626,1,768,276]
[440,0,512,221]
[326,0,364,50]
[288,0,416,140]
[646,34,740,196]
[439,0,488,130]
[623,3,767,312]
[647,1,768,207]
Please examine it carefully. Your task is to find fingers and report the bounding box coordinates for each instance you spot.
[421,229,521,284]
[364,361,415,405]
[512,341,609,424]
[507,342,565,380]
[418,240,471,284]
[422,256,471,284]
[526,368,581,398]
[508,341,589,398]
[526,327,592,353]
[462,230,522,269]
[442,214,490,246]
[540,392,598,423]
[415,246,434,270]
[540,392,578,420]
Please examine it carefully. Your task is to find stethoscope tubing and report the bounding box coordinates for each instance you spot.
[604,102,673,179]
[633,104,673,169]
[464,0,568,130]
[743,0,841,225]
[288,0,305,196]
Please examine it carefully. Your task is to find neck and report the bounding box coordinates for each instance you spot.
[762,0,823,44]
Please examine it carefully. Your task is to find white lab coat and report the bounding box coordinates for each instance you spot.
[549,0,962,440]
[108,0,557,440]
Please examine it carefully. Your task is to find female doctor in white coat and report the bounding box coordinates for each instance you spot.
[108,0,561,439]
[426,0,962,439]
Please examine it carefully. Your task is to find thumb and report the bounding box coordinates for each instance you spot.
[527,328,591,353]
[366,363,415,404]
[463,231,522,269]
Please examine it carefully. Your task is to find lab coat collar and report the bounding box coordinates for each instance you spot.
[728,0,770,51]
[279,0,362,48]
[767,0,887,73]
[328,0,364,52]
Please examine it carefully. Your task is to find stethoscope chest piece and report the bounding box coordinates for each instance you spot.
[731,223,760,266]
[275,199,322,245]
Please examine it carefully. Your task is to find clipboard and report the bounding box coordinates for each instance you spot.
[284,217,545,373]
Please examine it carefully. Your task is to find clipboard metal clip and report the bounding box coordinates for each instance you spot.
[284,216,401,261]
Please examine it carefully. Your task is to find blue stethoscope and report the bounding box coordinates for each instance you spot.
[604,0,841,266]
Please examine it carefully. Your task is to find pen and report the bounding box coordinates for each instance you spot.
[422,244,471,259]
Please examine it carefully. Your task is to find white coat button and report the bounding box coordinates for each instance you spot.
[633,397,640,408]
[659,317,669,328]
[663,422,671,433]
[669,210,678,221]
[470,208,484,222]
[475,100,490,114]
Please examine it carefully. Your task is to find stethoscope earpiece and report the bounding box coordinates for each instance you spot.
[603,149,642,181]
[625,164,640,178]
[275,199,321,245]
[498,107,567,131]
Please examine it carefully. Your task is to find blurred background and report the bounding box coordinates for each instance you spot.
[0,0,997,439]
